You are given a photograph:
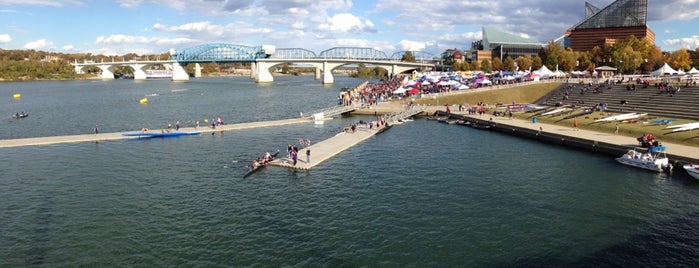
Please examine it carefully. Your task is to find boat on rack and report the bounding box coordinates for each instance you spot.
[243,151,279,178]
[616,146,673,172]
[122,131,201,138]
[683,164,699,180]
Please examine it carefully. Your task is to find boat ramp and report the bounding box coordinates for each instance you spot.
[303,105,356,120]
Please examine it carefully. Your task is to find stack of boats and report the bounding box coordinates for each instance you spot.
[666,121,699,132]
[595,112,647,123]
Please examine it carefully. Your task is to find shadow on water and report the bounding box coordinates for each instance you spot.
[498,209,699,267]
[24,194,54,266]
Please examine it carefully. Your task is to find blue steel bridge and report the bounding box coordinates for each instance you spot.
[72,43,435,84]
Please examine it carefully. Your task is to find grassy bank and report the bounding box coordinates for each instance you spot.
[410,83,562,106]
[522,111,699,147]
[390,82,698,147]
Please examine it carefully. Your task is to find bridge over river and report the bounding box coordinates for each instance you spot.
[72,44,434,84]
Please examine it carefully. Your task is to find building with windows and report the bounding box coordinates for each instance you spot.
[466,27,545,64]
[564,0,654,52]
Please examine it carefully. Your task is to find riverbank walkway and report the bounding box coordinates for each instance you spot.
[453,111,699,162]
[269,124,391,170]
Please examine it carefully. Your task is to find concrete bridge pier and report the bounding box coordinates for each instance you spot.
[98,65,115,80]
[255,61,274,83]
[131,64,147,80]
[250,62,257,80]
[171,62,190,81]
[194,63,202,78]
[315,67,321,80]
[322,61,334,84]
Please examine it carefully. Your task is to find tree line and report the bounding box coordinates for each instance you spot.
[2,40,698,81]
[443,36,699,75]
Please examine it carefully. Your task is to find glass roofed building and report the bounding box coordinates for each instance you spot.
[565,0,655,51]
[467,27,544,64]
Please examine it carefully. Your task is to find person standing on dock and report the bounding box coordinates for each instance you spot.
[615,123,619,135]
[573,118,579,130]
[175,120,180,131]
[291,150,298,166]
[306,148,310,164]
[93,124,99,135]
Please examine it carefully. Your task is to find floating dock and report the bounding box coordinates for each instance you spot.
[269,125,391,170]
[0,118,309,148]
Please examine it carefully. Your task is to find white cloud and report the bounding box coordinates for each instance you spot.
[317,13,376,34]
[96,34,158,45]
[399,40,428,51]
[95,34,196,46]
[24,38,53,49]
[0,0,83,7]
[663,36,699,50]
[61,44,75,51]
[0,34,12,43]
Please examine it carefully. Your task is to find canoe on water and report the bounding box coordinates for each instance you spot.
[243,151,279,178]
[122,131,202,138]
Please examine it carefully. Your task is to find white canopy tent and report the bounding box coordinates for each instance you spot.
[688,67,699,74]
[651,63,679,76]
[534,65,554,77]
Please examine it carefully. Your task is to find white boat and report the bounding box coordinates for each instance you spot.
[595,112,639,122]
[683,164,699,180]
[667,122,699,132]
[666,122,699,129]
[541,108,570,116]
[616,147,673,172]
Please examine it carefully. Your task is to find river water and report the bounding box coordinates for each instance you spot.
[2,76,699,267]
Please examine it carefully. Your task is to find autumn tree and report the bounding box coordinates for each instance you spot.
[491,57,502,71]
[401,51,416,62]
[515,55,532,72]
[532,55,543,71]
[667,48,692,71]
[502,56,515,72]
[480,59,491,72]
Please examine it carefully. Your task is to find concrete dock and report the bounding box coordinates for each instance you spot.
[438,111,699,164]
[269,124,391,170]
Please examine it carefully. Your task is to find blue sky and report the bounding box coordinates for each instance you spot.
[1,0,698,56]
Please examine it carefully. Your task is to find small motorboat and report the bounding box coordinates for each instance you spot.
[616,147,672,172]
[12,112,29,119]
[683,163,699,180]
